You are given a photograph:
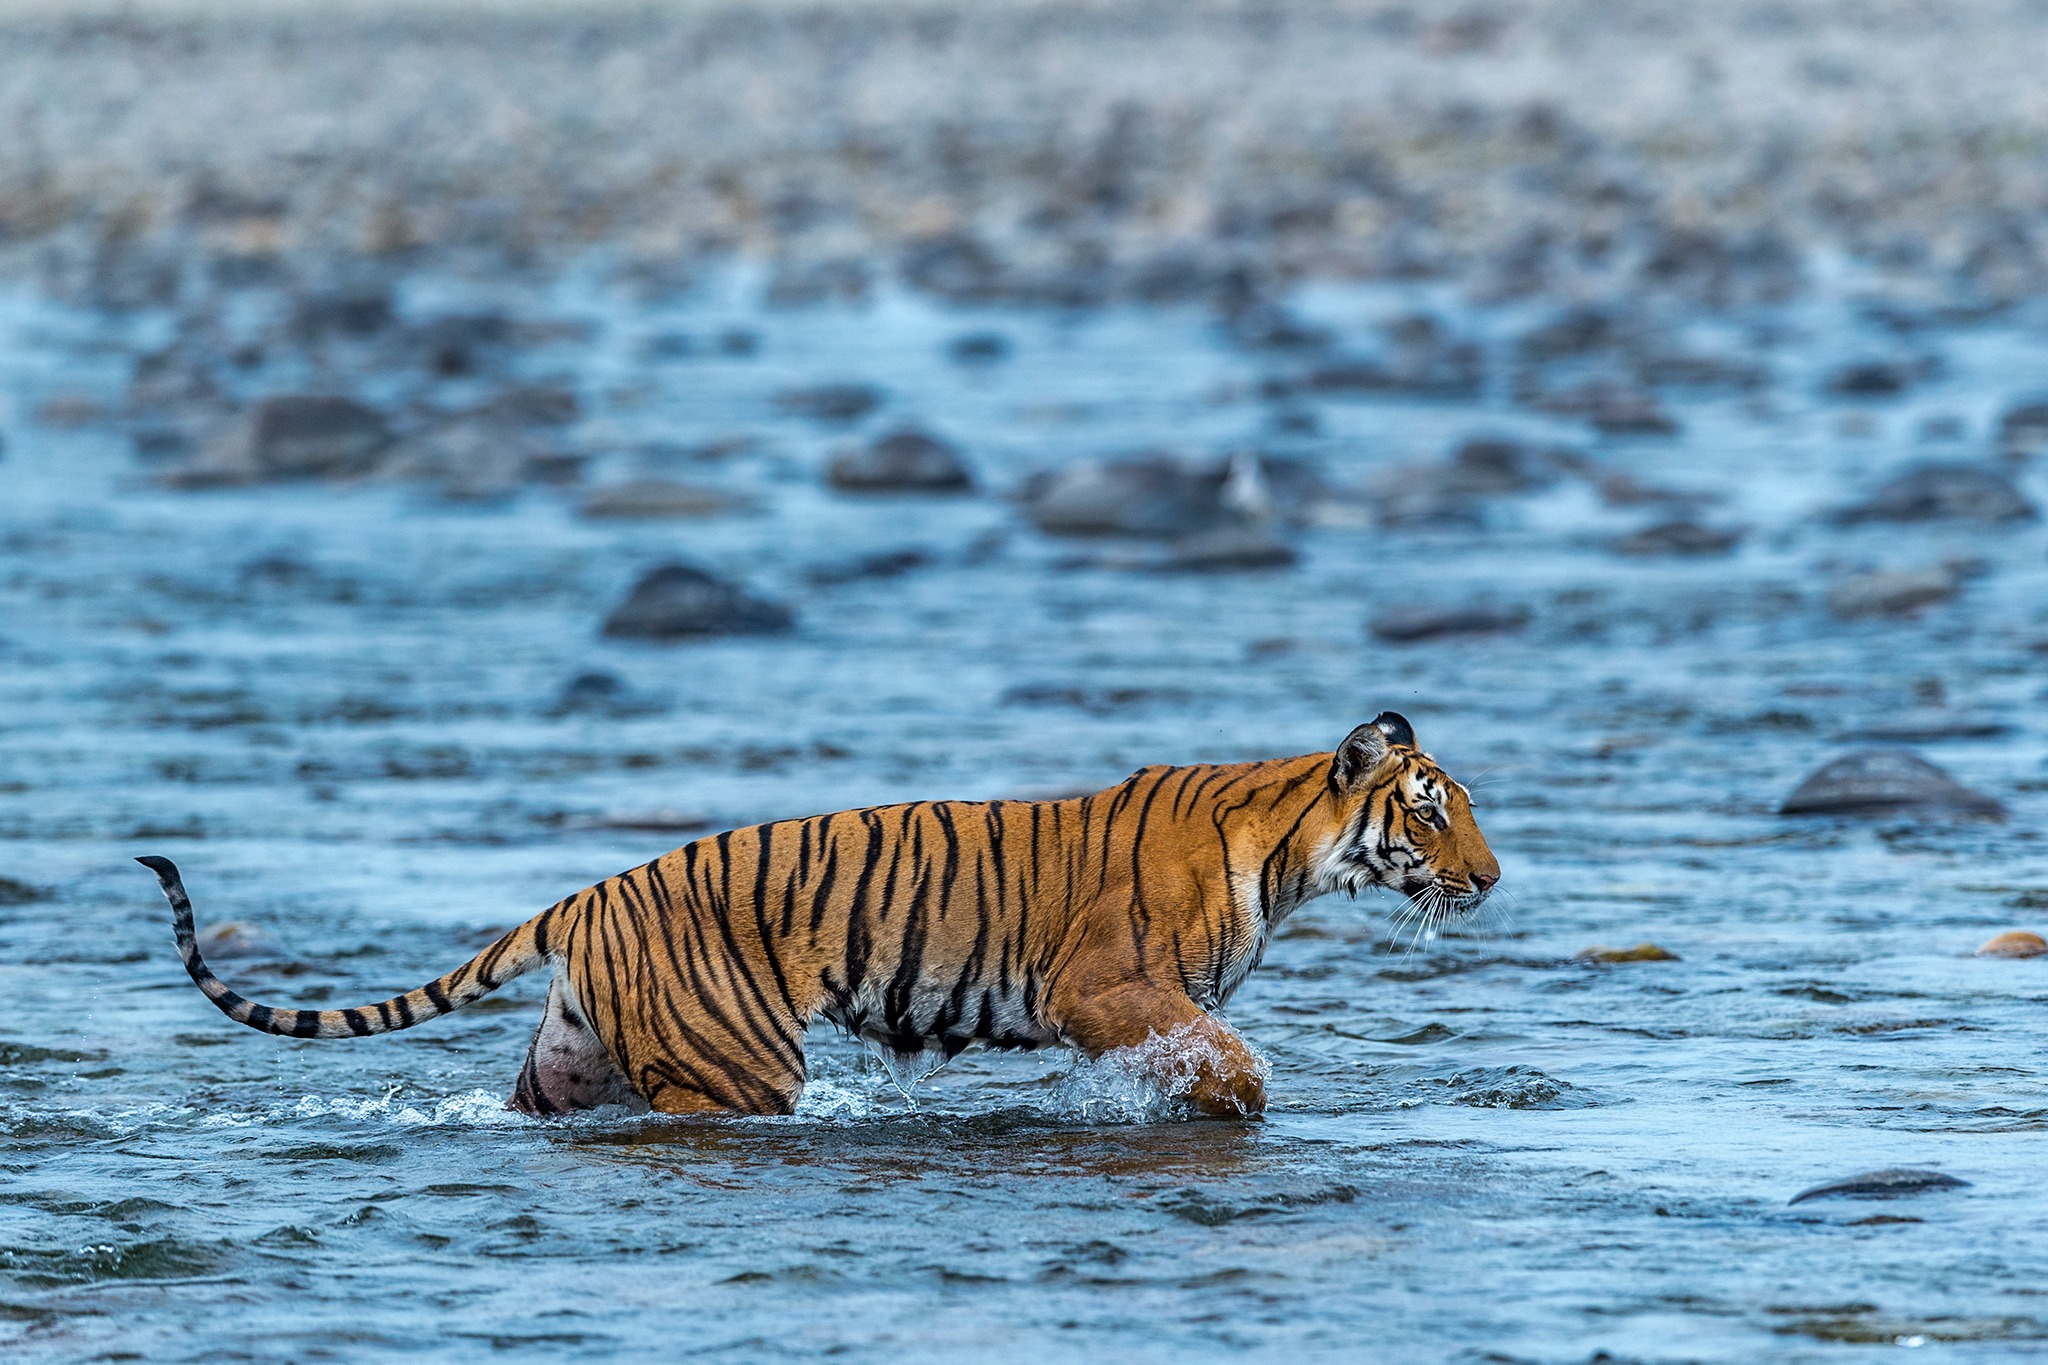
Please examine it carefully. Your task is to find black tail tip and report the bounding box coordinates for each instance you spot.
[136,855,181,881]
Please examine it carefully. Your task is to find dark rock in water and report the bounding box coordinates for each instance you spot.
[161,395,397,486]
[1826,565,1963,619]
[253,396,392,478]
[488,384,579,427]
[1611,521,1742,556]
[1518,306,1624,361]
[1779,750,2005,818]
[291,287,393,340]
[1221,302,1332,352]
[805,548,933,585]
[1840,712,2011,743]
[717,329,760,357]
[1827,360,1914,397]
[0,875,47,904]
[1524,375,1678,434]
[550,670,660,717]
[946,331,1011,364]
[1788,1168,1970,1205]
[1999,399,2048,456]
[775,382,882,423]
[1438,437,1572,495]
[827,428,973,492]
[554,670,625,711]
[1023,455,1229,538]
[580,479,741,519]
[1370,603,1528,643]
[1831,462,2036,524]
[411,312,511,377]
[600,564,794,640]
[1156,527,1297,572]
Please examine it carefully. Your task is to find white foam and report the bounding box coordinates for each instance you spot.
[1051,1022,1271,1123]
[289,1087,531,1128]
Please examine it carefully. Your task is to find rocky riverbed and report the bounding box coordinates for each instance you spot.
[5,2,2048,1361]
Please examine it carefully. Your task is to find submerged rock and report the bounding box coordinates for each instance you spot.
[1370,603,1528,643]
[1825,565,1963,619]
[169,395,394,486]
[826,428,973,492]
[1156,526,1297,572]
[775,382,882,423]
[1611,521,1742,556]
[1826,360,1916,397]
[580,480,741,519]
[600,564,794,640]
[1999,400,2048,457]
[1976,931,2048,959]
[198,921,283,960]
[1575,943,1680,963]
[1023,456,1227,538]
[1779,750,2005,818]
[1788,1168,1970,1205]
[1831,463,2037,524]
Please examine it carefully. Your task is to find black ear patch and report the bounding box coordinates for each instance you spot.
[1372,711,1416,749]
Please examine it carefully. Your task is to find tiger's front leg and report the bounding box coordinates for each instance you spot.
[1050,978,1267,1117]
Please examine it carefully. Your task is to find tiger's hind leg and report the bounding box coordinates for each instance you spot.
[508,967,642,1116]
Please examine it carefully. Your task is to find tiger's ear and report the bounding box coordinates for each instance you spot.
[1331,712,1415,789]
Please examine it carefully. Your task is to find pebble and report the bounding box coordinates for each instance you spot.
[1575,943,1680,963]
[775,382,883,423]
[1788,1168,1970,1205]
[1825,565,1962,619]
[1975,931,2048,959]
[1826,360,1915,396]
[197,921,283,960]
[1999,400,2048,456]
[1611,521,1742,556]
[599,564,794,640]
[580,479,740,519]
[1154,526,1297,572]
[1831,462,2037,523]
[1779,749,2005,818]
[946,332,1011,364]
[1022,455,1230,538]
[826,427,973,492]
[1370,603,1529,644]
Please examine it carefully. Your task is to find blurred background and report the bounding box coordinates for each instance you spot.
[6,2,2048,1360]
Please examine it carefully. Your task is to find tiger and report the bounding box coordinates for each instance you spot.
[138,711,1499,1119]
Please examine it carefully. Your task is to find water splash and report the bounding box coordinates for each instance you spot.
[285,1088,532,1129]
[1052,1023,1270,1124]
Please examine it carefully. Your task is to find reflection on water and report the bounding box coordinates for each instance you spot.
[3,266,2048,1359]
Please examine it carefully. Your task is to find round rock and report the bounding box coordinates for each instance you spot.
[1788,1168,1970,1205]
[1976,931,2048,959]
[1370,603,1529,644]
[600,564,794,640]
[1832,462,2037,524]
[1023,456,1228,538]
[827,428,973,492]
[250,395,393,478]
[1779,749,2005,819]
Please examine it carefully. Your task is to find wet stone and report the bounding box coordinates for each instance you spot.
[1779,749,2005,819]
[775,382,883,423]
[197,921,282,960]
[1370,603,1529,644]
[1999,399,2048,456]
[1830,462,2036,524]
[230,395,395,483]
[580,479,741,519]
[1022,455,1230,538]
[945,331,1010,364]
[1825,565,1963,619]
[1827,360,1915,397]
[826,428,973,492]
[1576,943,1680,963]
[600,564,794,640]
[1154,527,1297,572]
[1975,931,2048,959]
[1610,521,1742,556]
[1788,1168,1970,1205]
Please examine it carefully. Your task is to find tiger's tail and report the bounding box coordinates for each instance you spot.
[138,856,561,1040]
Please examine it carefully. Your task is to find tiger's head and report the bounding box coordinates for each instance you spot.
[1317,712,1500,915]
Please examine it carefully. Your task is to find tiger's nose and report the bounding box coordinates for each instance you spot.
[1472,869,1498,892]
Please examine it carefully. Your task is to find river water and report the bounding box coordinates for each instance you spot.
[3,265,2048,1360]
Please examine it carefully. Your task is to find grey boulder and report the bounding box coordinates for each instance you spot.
[827,428,973,492]
[601,564,794,640]
[1779,750,2004,818]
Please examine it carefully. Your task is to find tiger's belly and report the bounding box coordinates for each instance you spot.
[817,975,1059,1056]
